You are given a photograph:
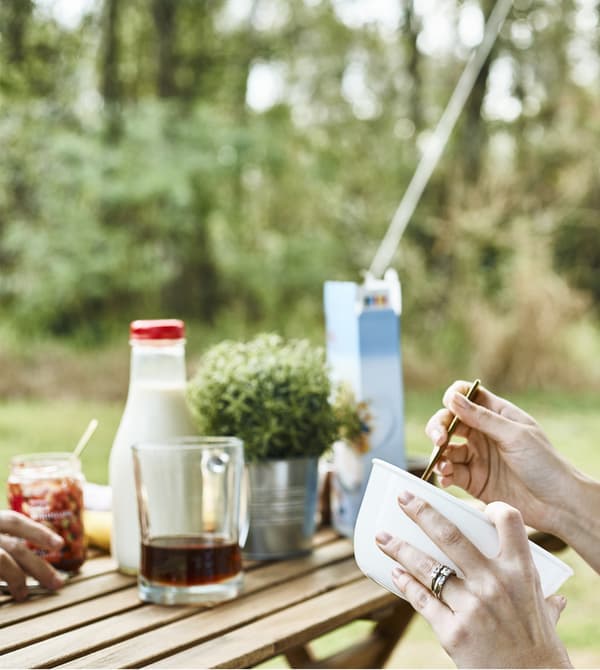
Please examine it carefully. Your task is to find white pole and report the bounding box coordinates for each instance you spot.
[369,0,514,278]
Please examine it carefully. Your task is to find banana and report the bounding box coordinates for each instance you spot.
[83,510,112,552]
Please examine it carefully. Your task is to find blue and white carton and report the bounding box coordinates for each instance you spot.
[324,269,406,537]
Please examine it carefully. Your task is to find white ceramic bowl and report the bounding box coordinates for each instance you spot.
[354,459,573,598]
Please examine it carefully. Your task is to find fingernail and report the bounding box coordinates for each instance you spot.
[438,459,450,473]
[558,595,567,611]
[392,567,404,578]
[375,531,392,545]
[50,535,64,549]
[51,574,64,589]
[397,490,414,506]
[452,391,468,408]
[431,428,444,446]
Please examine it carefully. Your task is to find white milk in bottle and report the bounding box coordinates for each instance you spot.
[109,319,196,573]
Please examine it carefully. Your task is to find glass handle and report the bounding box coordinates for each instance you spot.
[239,466,250,548]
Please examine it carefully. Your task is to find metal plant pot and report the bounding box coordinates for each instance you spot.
[244,457,319,560]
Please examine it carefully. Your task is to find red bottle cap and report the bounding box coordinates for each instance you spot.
[129,319,185,340]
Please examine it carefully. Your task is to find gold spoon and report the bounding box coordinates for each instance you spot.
[421,379,480,482]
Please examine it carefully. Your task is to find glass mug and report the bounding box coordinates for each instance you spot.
[132,437,247,605]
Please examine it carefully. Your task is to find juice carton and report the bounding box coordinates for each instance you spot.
[324,269,406,537]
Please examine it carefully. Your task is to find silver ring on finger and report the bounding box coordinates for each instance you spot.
[430,563,456,602]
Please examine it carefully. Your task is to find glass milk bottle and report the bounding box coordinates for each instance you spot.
[109,319,196,574]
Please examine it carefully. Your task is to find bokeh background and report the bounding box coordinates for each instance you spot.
[0,0,599,666]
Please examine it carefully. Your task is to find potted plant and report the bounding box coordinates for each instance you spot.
[330,383,373,537]
[187,333,338,559]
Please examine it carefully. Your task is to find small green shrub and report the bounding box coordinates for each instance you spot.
[332,383,372,454]
[187,333,338,462]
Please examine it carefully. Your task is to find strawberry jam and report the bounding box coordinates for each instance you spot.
[8,453,87,572]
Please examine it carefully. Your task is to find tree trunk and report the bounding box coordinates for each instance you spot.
[462,58,491,182]
[402,0,422,131]
[100,0,122,139]
[101,0,121,103]
[151,0,178,98]
[0,1,33,270]
[1,0,33,65]
[162,188,221,323]
[460,0,495,182]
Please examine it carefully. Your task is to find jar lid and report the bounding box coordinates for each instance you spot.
[130,319,185,340]
[10,452,82,479]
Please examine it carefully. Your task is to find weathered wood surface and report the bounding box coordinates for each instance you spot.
[0,529,409,669]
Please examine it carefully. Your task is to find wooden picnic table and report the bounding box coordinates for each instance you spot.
[0,455,565,669]
[0,526,415,669]
[0,456,430,669]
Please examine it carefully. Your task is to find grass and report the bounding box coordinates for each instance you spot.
[0,400,123,503]
[0,388,599,666]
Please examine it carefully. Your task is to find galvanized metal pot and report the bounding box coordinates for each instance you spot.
[243,457,319,560]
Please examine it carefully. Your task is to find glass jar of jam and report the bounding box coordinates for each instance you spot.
[8,452,87,572]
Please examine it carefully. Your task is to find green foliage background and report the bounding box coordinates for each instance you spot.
[0,0,599,394]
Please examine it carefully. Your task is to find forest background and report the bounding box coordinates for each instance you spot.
[1,1,600,666]
[0,0,599,400]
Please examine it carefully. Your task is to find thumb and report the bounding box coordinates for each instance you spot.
[546,594,567,625]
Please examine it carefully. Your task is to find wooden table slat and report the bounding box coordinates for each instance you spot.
[148,578,395,669]
[0,555,120,608]
[0,571,135,628]
[62,559,363,669]
[307,527,339,547]
[0,587,143,654]
[0,538,355,668]
[67,554,119,581]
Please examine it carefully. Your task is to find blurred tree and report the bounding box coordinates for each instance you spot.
[0,0,597,388]
[151,0,178,98]
[459,0,494,183]
[100,0,122,139]
[554,216,600,310]
[402,0,423,131]
[1,0,33,66]
[101,0,121,104]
